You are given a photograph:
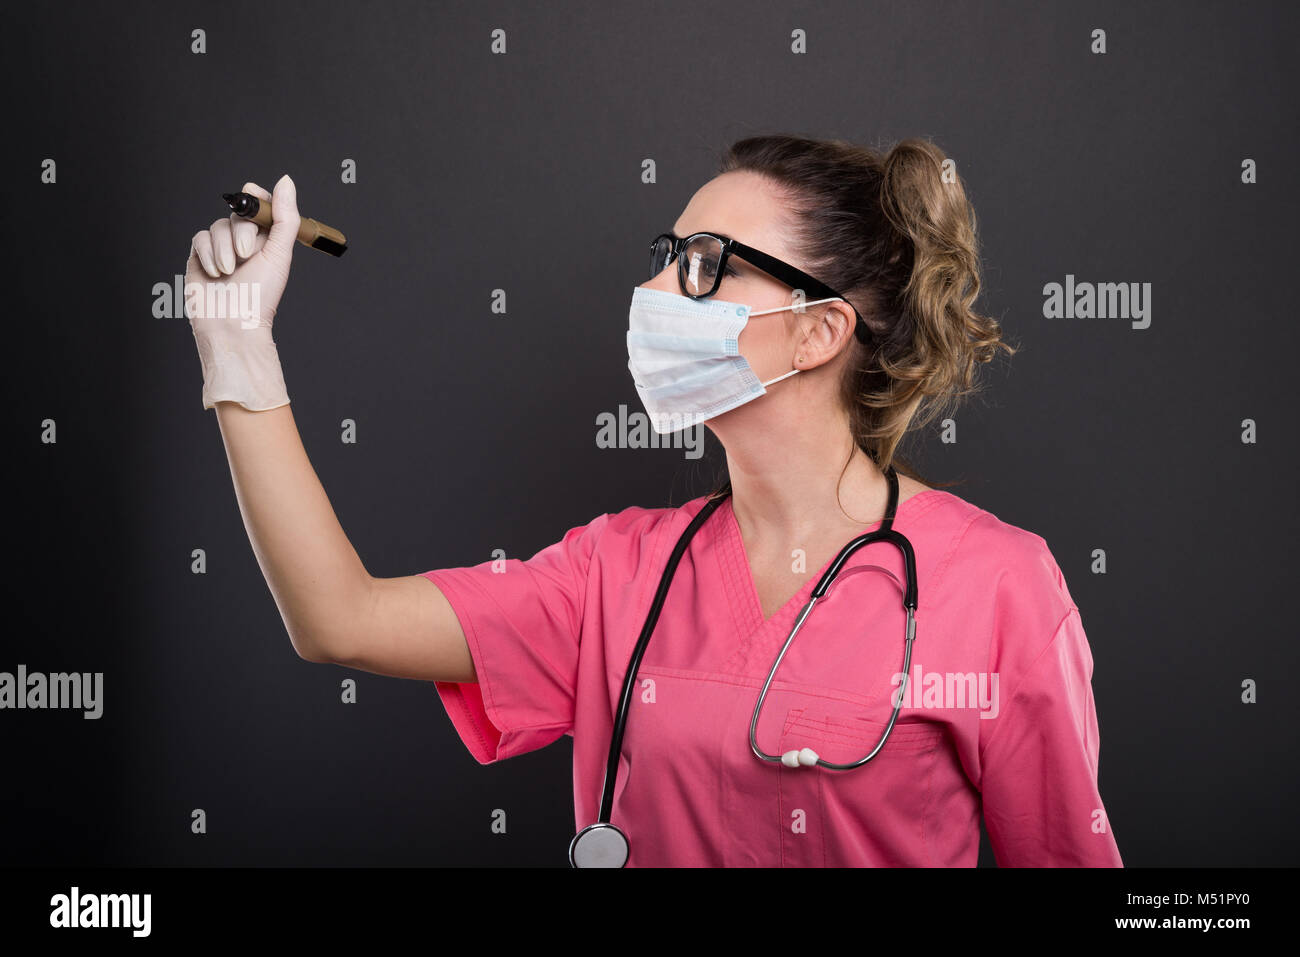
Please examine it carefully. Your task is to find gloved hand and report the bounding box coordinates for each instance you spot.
[184,174,299,411]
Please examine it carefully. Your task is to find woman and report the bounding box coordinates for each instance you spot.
[184,134,1123,868]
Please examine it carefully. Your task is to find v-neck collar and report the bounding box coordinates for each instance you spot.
[713,490,945,676]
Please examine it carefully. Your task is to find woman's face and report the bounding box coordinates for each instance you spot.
[641,170,810,387]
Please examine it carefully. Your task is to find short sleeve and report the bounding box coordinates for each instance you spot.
[422,512,610,765]
[979,589,1123,866]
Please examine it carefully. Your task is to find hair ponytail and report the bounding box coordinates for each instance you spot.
[719,134,1017,484]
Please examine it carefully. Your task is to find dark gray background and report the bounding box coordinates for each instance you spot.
[2,0,1295,867]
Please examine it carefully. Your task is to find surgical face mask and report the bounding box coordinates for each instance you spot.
[626,286,846,435]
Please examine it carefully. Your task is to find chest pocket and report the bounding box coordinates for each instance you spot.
[776,705,947,866]
[781,707,946,760]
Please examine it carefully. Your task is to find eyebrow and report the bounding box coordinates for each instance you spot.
[670,228,732,241]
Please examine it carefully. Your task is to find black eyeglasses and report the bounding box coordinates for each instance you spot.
[650,231,870,342]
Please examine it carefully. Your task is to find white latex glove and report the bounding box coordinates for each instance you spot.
[184,174,300,411]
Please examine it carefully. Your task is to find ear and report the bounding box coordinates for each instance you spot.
[795,301,858,368]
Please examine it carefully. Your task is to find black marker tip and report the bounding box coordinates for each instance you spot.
[222,192,237,206]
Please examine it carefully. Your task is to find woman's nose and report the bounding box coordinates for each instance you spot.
[642,260,679,294]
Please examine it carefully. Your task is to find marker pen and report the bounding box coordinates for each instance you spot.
[222,191,348,257]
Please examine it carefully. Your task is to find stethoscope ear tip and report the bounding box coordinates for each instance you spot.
[780,748,821,768]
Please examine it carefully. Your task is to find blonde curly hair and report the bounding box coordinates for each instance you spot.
[716,133,1017,489]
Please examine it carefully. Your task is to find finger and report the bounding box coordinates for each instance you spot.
[210,218,236,275]
[230,211,259,260]
[262,174,300,264]
[191,229,220,279]
[246,228,270,258]
[236,182,272,258]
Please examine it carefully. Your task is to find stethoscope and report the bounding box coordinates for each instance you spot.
[568,464,919,867]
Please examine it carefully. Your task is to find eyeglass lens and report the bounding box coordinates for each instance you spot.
[650,234,726,297]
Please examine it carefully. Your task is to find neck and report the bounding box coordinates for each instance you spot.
[721,420,890,543]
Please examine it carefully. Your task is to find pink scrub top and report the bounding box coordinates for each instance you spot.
[424,488,1124,867]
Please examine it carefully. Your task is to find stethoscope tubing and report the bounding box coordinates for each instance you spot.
[748,525,918,769]
[581,465,918,866]
[749,600,917,770]
[595,487,732,825]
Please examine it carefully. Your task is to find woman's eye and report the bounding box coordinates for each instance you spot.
[724,266,739,278]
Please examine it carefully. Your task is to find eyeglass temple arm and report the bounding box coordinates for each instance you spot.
[726,238,870,341]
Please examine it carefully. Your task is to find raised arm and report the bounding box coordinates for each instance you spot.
[186,175,474,682]
[212,403,475,682]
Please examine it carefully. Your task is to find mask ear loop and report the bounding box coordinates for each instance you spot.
[747,296,846,318]
[759,368,800,388]
[749,297,847,388]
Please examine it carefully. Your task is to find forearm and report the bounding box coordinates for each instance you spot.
[213,401,371,661]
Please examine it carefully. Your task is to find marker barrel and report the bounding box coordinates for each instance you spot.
[230,193,348,257]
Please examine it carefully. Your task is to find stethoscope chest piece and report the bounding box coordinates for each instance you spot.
[569,822,629,868]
